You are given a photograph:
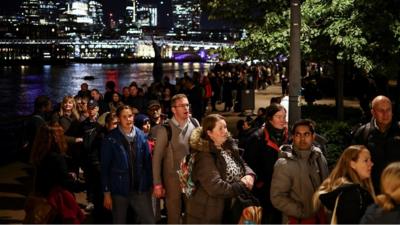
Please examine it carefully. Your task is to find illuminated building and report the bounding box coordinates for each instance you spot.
[37,0,58,25]
[126,0,137,25]
[58,0,104,38]
[137,4,157,27]
[20,0,40,25]
[170,0,201,37]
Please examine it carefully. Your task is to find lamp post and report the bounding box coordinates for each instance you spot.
[288,0,301,126]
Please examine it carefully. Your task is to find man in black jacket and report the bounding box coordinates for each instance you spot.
[352,95,400,193]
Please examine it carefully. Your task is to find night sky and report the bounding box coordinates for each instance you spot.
[1,0,226,29]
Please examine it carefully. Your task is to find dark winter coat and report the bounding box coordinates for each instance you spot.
[185,127,255,224]
[319,183,374,224]
[352,119,400,192]
[242,124,288,223]
[361,203,400,223]
[101,126,152,196]
[35,152,71,196]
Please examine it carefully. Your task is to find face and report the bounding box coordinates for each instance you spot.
[142,120,151,134]
[63,99,74,111]
[207,119,228,146]
[148,105,161,119]
[163,88,171,97]
[80,99,88,112]
[118,108,134,132]
[269,109,287,130]
[257,109,264,116]
[293,125,315,151]
[81,83,88,91]
[88,106,99,118]
[171,97,190,121]
[75,98,82,110]
[123,88,130,97]
[129,86,138,96]
[91,90,100,101]
[106,118,118,131]
[243,121,251,130]
[371,100,392,128]
[350,149,374,180]
[112,93,120,102]
[44,102,53,113]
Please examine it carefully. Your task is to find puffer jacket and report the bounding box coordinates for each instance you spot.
[185,127,255,224]
[271,145,329,220]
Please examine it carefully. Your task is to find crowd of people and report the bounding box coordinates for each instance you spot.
[24,62,400,224]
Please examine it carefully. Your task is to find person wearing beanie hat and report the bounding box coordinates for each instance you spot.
[134,112,159,222]
[135,114,151,134]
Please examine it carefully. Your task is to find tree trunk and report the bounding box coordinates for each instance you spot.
[395,71,400,121]
[335,60,344,120]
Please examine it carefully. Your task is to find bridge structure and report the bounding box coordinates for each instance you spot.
[0,39,234,62]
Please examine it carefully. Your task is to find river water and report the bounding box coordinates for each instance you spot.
[0,62,211,119]
[0,62,212,162]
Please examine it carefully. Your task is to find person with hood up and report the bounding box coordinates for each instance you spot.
[185,114,256,223]
[270,119,329,224]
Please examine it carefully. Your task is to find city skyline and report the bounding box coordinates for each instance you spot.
[1,0,229,30]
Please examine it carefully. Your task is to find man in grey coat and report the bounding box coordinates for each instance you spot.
[152,94,199,224]
[270,119,329,224]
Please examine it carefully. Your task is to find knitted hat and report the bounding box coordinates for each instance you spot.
[134,114,150,128]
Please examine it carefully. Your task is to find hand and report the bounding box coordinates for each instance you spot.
[241,175,255,190]
[68,172,77,181]
[255,181,264,189]
[75,137,83,143]
[103,193,112,210]
[153,185,165,198]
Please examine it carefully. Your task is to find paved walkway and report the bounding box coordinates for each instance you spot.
[0,84,360,223]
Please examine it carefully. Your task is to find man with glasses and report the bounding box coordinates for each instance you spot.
[270,119,329,224]
[152,94,199,223]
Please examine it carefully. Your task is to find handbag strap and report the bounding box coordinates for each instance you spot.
[330,193,341,224]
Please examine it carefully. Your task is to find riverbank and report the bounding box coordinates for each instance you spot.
[0,57,208,66]
[0,84,361,223]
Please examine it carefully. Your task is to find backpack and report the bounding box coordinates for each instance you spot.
[227,187,263,224]
[23,193,57,224]
[177,152,198,198]
[165,117,199,198]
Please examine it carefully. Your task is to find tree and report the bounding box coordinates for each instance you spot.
[204,0,400,119]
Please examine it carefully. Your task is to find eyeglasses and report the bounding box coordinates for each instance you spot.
[173,104,190,108]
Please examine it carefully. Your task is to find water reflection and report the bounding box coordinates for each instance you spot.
[0,62,212,119]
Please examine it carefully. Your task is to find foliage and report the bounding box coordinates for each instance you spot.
[301,104,363,166]
[204,0,400,78]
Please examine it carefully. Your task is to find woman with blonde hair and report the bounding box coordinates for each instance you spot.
[313,145,375,223]
[51,95,83,176]
[361,162,400,223]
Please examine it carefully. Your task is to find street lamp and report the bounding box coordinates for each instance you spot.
[288,0,302,126]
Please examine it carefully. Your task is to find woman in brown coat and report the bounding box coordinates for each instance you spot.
[185,114,256,223]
